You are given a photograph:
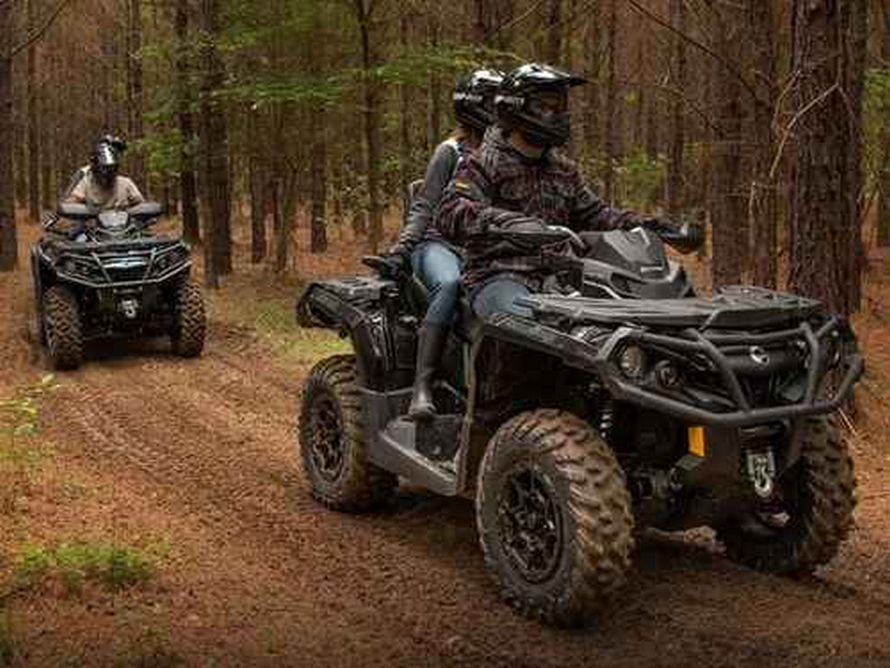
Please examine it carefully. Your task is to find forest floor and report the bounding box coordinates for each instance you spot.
[1,220,890,667]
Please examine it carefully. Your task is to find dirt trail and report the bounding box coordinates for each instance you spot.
[3,243,890,667]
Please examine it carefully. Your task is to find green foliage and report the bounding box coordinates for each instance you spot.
[14,541,161,595]
[1,376,58,512]
[612,150,666,209]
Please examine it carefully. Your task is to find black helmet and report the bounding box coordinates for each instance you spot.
[495,63,586,148]
[453,69,504,132]
[91,137,122,189]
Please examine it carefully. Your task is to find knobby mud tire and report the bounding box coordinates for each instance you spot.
[298,355,397,512]
[171,281,206,358]
[43,285,83,370]
[719,414,857,575]
[476,409,634,627]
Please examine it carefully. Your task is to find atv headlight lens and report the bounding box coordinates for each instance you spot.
[618,345,647,379]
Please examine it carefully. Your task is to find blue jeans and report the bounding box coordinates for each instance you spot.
[411,242,463,326]
[472,278,533,319]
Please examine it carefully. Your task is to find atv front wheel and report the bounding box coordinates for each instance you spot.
[298,355,397,511]
[718,414,857,575]
[476,409,634,627]
[43,286,83,370]
[171,281,206,357]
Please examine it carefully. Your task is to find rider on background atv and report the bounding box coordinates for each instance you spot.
[63,135,145,212]
[387,69,504,420]
[436,63,702,319]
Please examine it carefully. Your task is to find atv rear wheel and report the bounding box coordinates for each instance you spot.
[718,414,856,575]
[298,355,397,511]
[476,409,634,627]
[171,281,206,358]
[43,286,83,370]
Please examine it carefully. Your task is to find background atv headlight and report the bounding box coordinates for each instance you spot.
[618,345,647,379]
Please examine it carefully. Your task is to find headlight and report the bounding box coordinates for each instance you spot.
[618,344,647,379]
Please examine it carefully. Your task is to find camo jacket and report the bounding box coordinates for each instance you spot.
[435,127,649,290]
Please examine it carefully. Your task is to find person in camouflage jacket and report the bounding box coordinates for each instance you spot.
[436,63,684,319]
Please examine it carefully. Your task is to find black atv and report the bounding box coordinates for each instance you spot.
[31,202,206,369]
[295,225,863,626]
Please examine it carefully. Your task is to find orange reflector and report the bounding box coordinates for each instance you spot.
[688,427,707,457]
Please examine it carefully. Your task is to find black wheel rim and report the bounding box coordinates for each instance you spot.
[496,464,563,584]
[308,393,345,483]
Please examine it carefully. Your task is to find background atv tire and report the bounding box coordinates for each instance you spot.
[171,281,206,358]
[476,409,634,627]
[719,414,856,575]
[43,286,83,370]
[298,355,397,511]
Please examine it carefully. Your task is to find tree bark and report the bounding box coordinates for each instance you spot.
[357,0,383,252]
[711,6,745,288]
[399,14,412,216]
[0,1,17,271]
[602,0,619,202]
[176,0,201,246]
[879,1,890,246]
[547,0,562,65]
[667,0,685,218]
[310,110,328,254]
[128,0,146,186]
[789,0,865,317]
[749,0,778,288]
[27,0,40,223]
[248,108,266,263]
[198,0,232,288]
[583,4,602,163]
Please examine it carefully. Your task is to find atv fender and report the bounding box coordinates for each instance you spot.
[297,280,396,391]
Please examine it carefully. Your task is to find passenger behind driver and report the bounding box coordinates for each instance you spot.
[436,63,699,320]
[387,69,504,420]
[64,135,145,212]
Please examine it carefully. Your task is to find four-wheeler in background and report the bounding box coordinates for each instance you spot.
[31,202,206,370]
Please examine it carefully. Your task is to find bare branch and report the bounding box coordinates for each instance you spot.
[11,0,75,58]
[622,0,760,105]
[768,83,839,182]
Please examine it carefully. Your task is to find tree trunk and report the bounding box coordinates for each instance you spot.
[667,0,685,218]
[128,0,146,186]
[399,14,412,216]
[0,1,17,271]
[749,0,778,288]
[428,18,442,149]
[358,0,383,253]
[879,1,890,246]
[176,0,201,246]
[27,0,40,223]
[602,0,619,202]
[198,0,231,288]
[248,111,267,264]
[710,7,745,288]
[789,0,865,317]
[310,109,328,254]
[547,0,562,65]
[583,4,602,164]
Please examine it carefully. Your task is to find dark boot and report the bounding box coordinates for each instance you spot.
[408,323,449,421]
